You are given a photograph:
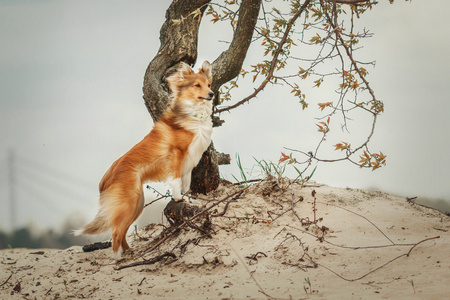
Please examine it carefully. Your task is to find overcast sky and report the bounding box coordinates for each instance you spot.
[1,0,449,231]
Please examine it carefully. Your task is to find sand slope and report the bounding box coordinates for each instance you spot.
[1,181,449,299]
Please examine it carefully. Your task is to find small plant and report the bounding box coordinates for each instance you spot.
[231,154,289,186]
[303,277,312,297]
[254,157,286,181]
[408,279,416,294]
[230,154,317,189]
[232,153,249,187]
[311,190,318,223]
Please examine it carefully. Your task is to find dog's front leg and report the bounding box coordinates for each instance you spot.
[167,177,183,201]
[181,172,191,194]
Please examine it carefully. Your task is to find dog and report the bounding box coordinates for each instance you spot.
[75,61,214,256]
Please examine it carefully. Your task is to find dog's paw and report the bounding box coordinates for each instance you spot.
[172,197,184,202]
[188,197,201,205]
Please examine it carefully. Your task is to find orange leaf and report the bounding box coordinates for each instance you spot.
[279,152,290,163]
[318,102,333,111]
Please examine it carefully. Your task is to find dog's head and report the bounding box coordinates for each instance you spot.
[166,61,214,104]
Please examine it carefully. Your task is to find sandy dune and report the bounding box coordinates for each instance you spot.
[1,180,449,299]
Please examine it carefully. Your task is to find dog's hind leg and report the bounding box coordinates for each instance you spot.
[120,191,146,251]
[135,190,145,220]
[111,191,141,255]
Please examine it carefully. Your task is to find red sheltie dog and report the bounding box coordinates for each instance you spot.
[75,61,214,256]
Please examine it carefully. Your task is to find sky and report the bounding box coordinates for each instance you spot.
[1,0,449,231]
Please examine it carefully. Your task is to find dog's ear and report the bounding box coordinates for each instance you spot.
[201,61,212,81]
[166,62,193,94]
[178,62,193,80]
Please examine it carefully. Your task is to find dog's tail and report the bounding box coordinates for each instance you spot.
[74,211,109,236]
[74,193,115,236]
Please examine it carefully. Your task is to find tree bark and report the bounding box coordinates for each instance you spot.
[143,0,210,121]
[142,0,261,194]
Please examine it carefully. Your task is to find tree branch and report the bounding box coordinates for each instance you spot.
[331,0,374,4]
[211,0,262,103]
[320,0,379,155]
[215,0,312,114]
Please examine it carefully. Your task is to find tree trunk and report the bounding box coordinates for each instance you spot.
[190,142,221,193]
[142,0,261,194]
[142,0,210,121]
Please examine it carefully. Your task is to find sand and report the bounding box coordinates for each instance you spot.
[1,180,449,299]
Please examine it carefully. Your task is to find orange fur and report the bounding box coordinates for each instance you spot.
[75,61,214,255]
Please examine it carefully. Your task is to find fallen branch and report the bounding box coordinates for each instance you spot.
[81,241,112,253]
[287,222,416,250]
[246,251,268,261]
[115,252,176,271]
[318,200,395,245]
[279,196,441,281]
[308,236,440,282]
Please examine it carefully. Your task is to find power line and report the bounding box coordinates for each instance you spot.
[2,150,97,230]
[16,153,95,191]
[13,168,90,229]
[8,149,17,231]
[0,166,7,188]
[15,161,94,205]
[18,175,69,215]
[0,157,7,183]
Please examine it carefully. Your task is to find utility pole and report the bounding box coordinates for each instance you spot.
[8,149,17,231]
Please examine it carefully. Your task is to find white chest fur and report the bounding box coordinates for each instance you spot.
[173,98,213,182]
[183,116,212,175]
[173,116,212,196]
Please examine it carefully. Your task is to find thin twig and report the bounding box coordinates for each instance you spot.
[211,200,231,217]
[271,196,303,221]
[138,277,146,286]
[306,236,440,282]
[0,273,13,287]
[229,243,275,299]
[144,195,168,208]
[215,0,312,114]
[318,200,395,245]
[282,0,380,172]
[406,236,440,257]
[115,252,176,271]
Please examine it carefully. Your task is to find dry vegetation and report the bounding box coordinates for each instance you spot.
[1,179,449,299]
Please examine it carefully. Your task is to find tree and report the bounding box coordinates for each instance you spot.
[143,0,404,194]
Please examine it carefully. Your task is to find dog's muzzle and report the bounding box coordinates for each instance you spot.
[199,92,214,101]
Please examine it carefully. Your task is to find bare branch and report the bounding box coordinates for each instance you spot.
[215,0,312,114]
[212,0,262,102]
[279,0,383,171]
[331,0,374,4]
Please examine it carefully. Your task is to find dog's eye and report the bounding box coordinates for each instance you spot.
[195,84,201,88]
[208,84,211,88]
